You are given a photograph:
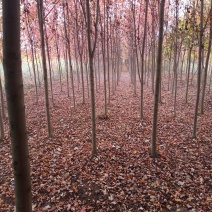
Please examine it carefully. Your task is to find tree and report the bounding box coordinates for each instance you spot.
[200,0,212,114]
[2,0,32,211]
[193,0,204,138]
[81,0,100,156]
[0,78,4,140]
[99,0,108,117]
[63,0,76,109]
[0,76,5,120]
[37,0,53,137]
[74,0,86,104]
[172,0,179,117]
[151,0,166,158]
[140,0,149,119]
[24,5,39,103]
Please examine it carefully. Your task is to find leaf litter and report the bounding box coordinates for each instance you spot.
[0,73,211,211]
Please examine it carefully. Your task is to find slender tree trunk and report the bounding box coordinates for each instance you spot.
[173,2,179,117]
[132,2,138,96]
[34,47,42,87]
[64,47,70,97]
[151,0,165,158]
[44,25,54,106]
[168,45,173,91]
[25,48,33,81]
[100,4,107,116]
[193,0,204,138]
[140,0,149,119]
[55,33,62,91]
[209,66,212,93]
[0,77,5,119]
[185,46,193,103]
[111,31,115,94]
[180,49,186,81]
[73,36,80,91]
[80,55,85,103]
[97,49,101,89]
[37,0,53,137]
[85,50,90,98]
[0,101,4,140]
[191,55,195,85]
[94,57,98,92]
[0,76,4,140]
[85,0,99,156]
[25,14,38,103]
[146,45,151,86]
[200,2,212,114]
[63,2,76,109]
[3,1,32,210]
[106,4,111,104]
[117,41,121,84]
[151,0,156,94]
[74,1,85,103]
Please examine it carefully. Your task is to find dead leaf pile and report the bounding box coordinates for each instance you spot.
[0,73,211,211]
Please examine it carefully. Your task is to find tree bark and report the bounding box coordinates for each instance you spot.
[0,77,5,119]
[25,13,38,103]
[100,1,108,116]
[37,0,53,137]
[151,0,165,158]
[185,45,193,103]
[193,0,204,138]
[200,2,212,114]
[140,0,149,119]
[2,0,32,210]
[85,0,99,156]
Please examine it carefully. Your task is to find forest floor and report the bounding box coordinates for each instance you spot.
[0,72,211,212]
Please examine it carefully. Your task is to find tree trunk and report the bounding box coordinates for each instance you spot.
[151,0,165,158]
[106,3,111,104]
[0,77,5,119]
[63,1,76,109]
[34,47,42,87]
[100,4,108,116]
[2,1,32,210]
[0,100,4,140]
[55,32,63,91]
[37,0,53,137]
[185,46,193,103]
[25,13,38,103]
[209,66,212,93]
[173,2,179,117]
[0,77,5,139]
[64,47,70,97]
[74,1,85,103]
[73,35,80,91]
[193,0,204,138]
[85,0,99,156]
[200,1,212,114]
[132,1,138,96]
[44,24,54,106]
[140,0,149,119]
[25,48,33,82]
[167,44,173,91]
[180,49,186,81]
[151,0,156,94]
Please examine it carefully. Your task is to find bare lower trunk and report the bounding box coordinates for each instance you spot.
[3,1,32,210]
[200,1,212,114]
[0,77,5,119]
[151,0,165,158]
[193,0,204,138]
[37,0,53,137]
[85,0,99,156]
[185,47,193,103]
